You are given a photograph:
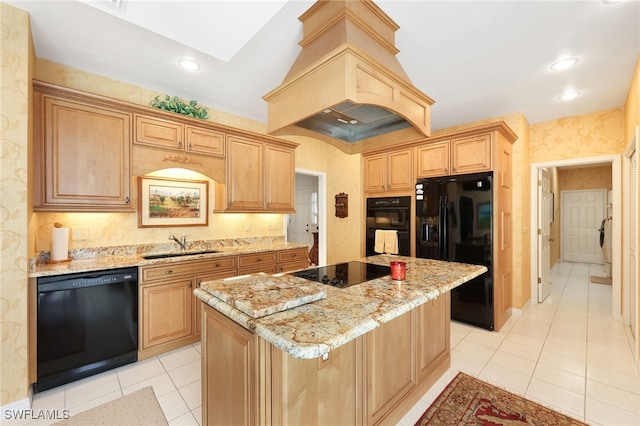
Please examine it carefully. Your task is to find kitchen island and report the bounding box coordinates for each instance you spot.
[194,255,486,426]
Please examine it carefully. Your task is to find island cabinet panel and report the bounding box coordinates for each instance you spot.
[271,339,360,426]
[202,305,258,426]
[416,294,449,381]
[33,84,133,211]
[200,292,452,426]
[364,310,416,425]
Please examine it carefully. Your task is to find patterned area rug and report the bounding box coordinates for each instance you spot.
[415,372,587,425]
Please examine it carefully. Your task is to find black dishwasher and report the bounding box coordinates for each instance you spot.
[36,267,138,392]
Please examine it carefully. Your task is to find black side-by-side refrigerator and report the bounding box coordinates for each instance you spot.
[415,172,494,330]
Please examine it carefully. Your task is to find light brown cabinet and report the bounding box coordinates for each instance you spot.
[138,256,236,359]
[415,133,492,178]
[277,247,309,273]
[33,82,133,211]
[216,136,297,213]
[237,251,278,275]
[134,114,225,157]
[363,148,413,193]
[200,293,451,426]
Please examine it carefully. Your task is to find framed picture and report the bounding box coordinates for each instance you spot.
[138,177,208,228]
[477,202,491,229]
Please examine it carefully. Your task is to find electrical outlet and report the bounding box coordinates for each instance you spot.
[72,227,89,240]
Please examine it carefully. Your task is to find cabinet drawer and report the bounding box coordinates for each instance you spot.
[238,264,278,275]
[204,256,237,271]
[278,248,308,263]
[277,260,309,273]
[238,252,277,268]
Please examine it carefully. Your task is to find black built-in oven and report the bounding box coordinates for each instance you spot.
[365,196,411,256]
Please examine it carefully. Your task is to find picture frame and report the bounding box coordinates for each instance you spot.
[138,176,208,228]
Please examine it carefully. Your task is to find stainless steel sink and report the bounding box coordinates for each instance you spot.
[142,250,220,260]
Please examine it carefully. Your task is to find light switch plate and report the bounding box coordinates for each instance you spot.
[72,227,89,240]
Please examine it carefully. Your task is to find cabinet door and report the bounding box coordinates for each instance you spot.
[265,144,295,212]
[134,114,183,151]
[387,148,413,190]
[365,311,415,425]
[451,133,492,174]
[416,295,449,381]
[141,280,193,349]
[185,125,225,157]
[202,304,257,426]
[416,141,450,177]
[226,136,264,210]
[39,96,132,210]
[363,154,386,193]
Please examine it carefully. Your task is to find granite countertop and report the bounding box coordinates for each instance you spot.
[194,254,487,360]
[29,242,308,278]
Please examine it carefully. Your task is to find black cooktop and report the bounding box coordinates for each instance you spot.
[291,261,390,288]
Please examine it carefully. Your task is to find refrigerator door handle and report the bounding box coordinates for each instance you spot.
[441,196,448,259]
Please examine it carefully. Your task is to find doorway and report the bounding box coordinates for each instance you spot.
[530,155,622,320]
[286,169,327,267]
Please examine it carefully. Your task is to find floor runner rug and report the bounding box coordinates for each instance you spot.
[415,372,587,425]
[53,386,168,426]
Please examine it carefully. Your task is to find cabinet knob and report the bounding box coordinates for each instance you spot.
[214,263,221,267]
[257,258,262,262]
[188,143,192,150]
[188,280,192,288]
[178,141,182,148]
[196,279,201,286]
[165,270,173,274]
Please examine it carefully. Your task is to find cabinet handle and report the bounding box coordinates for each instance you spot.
[292,253,297,257]
[196,279,201,286]
[214,263,221,267]
[188,143,192,150]
[188,280,192,288]
[125,196,130,204]
[257,258,262,262]
[165,270,173,274]
[178,141,182,148]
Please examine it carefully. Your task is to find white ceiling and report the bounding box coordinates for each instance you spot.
[8,0,640,133]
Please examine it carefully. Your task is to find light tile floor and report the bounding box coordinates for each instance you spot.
[25,343,203,425]
[399,261,640,426]
[23,261,639,426]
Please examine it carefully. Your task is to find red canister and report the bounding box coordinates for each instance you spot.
[390,261,406,281]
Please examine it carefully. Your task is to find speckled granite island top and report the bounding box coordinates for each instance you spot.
[194,254,487,359]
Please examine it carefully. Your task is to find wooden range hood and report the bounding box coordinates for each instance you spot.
[263,0,435,154]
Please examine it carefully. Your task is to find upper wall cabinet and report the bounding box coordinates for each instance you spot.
[415,133,492,178]
[215,136,297,213]
[134,114,225,157]
[363,148,413,194]
[33,82,134,212]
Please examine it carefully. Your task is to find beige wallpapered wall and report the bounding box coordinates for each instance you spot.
[1,3,33,406]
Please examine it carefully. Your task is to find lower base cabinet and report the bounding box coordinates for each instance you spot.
[200,293,450,426]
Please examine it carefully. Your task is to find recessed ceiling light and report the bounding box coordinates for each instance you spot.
[550,57,579,71]
[558,91,581,101]
[178,58,200,71]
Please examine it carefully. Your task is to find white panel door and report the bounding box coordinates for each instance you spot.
[538,168,552,302]
[287,174,318,248]
[562,189,605,263]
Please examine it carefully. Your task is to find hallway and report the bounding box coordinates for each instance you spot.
[400,261,639,425]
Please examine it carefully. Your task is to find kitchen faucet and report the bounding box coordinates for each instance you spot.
[169,234,187,251]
